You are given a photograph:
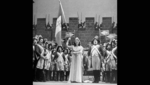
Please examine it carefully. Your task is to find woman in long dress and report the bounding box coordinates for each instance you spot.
[66,37,84,83]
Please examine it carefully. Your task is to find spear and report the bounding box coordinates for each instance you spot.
[35,14,37,25]
[48,14,50,25]
[77,12,80,24]
[95,14,97,23]
[98,15,100,26]
[81,12,82,23]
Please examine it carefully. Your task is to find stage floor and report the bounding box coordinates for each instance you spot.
[33,81,117,85]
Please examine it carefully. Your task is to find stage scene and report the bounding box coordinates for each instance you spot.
[33,0,117,85]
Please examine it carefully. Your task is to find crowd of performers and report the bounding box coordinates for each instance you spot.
[33,35,117,83]
[33,35,71,82]
[87,36,117,83]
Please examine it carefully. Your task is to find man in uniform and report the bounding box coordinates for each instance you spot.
[36,37,47,82]
[33,35,42,81]
[89,36,103,83]
[33,35,39,81]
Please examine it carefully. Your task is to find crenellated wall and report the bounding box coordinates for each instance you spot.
[33,17,117,47]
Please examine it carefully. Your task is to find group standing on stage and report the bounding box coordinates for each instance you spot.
[33,34,117,83]
[33,35,71,82]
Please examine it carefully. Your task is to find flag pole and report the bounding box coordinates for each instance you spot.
[95,14,97,23]
[98,15,100,26]
[48,14,50,25]
[99,28,101,42]
[33,14,35,25]
[59,0,67,23]
[81,12,82,23]
[74,30,75,38]
[77,12,80,23]
[99,15,101,43]
[45,14,47,25]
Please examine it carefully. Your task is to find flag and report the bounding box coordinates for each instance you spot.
[101,30,109,36]
[58,0,66,23]
[65,32,74,38]
[106,33,117,40]
[55,14,62,46]
[55,0,65,46]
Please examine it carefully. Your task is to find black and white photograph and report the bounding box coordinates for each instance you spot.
[33,0,117,85]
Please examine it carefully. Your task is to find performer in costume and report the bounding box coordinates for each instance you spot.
[104,44,111,83]
[111,40,117,83]
[47,44,52,81]
[34,36,42,81]
[89,36,103,83]
[63,48,70,81]
[33,37,38,81]
[44,42,51,81]
[66,37,84,83]
[52,48,58,81]
[105,43,116,83]
[50,49,56,81]
[36,37,46,82]
[83,52,89,75]
[54,46,65,81]
[101,43,108,82]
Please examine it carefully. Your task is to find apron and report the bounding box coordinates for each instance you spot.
[56,52,64,71]
[44,50,51,70]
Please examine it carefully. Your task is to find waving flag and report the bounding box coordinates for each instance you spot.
[65,32,74,38]
[55,0,66,46]
[101,30,109,36]
[106,33,117,40]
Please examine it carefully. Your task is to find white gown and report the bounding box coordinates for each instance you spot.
[68,46,83,83]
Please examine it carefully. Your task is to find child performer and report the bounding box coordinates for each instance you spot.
[55,46,65,81]
[63,48,70,81]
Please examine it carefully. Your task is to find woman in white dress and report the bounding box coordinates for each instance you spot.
[66,37,84,83]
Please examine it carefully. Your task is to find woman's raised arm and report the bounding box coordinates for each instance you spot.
[66,37,73,49]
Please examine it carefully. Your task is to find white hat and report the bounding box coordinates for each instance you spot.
[94,35,99,39]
